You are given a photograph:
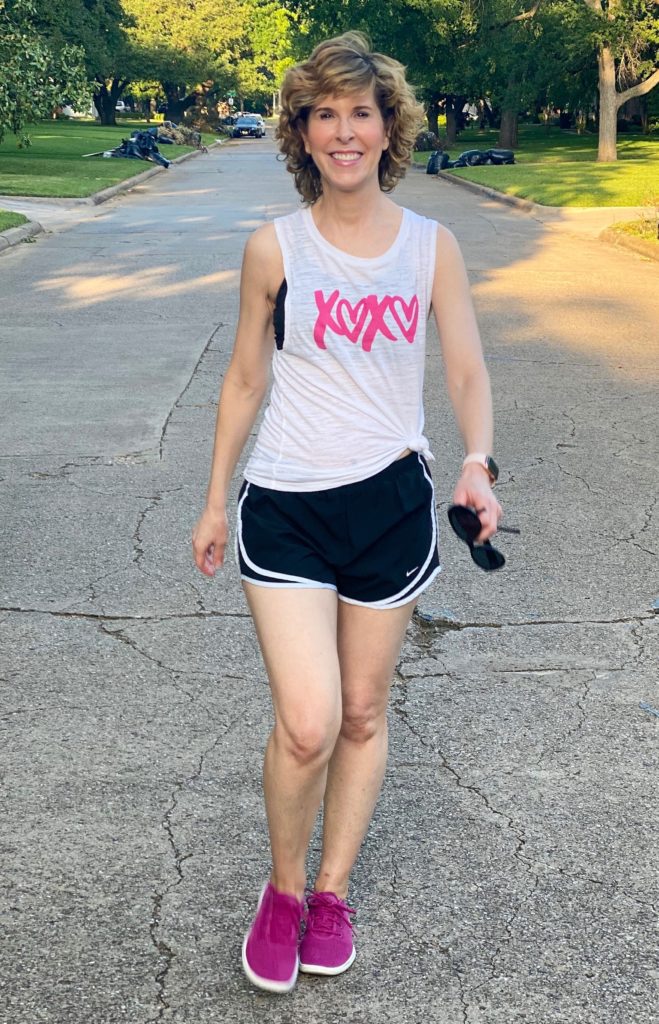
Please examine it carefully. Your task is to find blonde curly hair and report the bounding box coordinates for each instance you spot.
[276,32,425,204]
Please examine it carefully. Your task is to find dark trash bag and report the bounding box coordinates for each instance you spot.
[445,148,515,169]
[449,149,485,168]
[426,150,440,174]
[426,150,450,174]
[110,131,170,168]
[483,148,515,165]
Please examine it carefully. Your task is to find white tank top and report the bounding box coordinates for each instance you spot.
[244,205,438,491]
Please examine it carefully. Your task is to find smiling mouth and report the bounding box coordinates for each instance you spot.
[330,152,362,163]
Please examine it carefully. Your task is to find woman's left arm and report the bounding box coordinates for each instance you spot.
[431,224,501,542]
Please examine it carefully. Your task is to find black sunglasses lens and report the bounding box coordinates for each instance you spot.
[448,505,481,541]
[471,542,505,572]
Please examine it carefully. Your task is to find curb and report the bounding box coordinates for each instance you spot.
[599,227,659,263]
[435,169,538,211]
[0,219,44,253]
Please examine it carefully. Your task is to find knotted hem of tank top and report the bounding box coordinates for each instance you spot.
[408,437,435,462]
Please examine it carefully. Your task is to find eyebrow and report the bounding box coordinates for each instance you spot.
[314,103,375,114]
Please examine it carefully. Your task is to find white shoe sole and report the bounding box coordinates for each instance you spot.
[241,934,299,993]
[241,882,299,994]
[299,946,356,976]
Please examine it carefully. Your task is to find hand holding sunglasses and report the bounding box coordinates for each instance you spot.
[447,504,520,572]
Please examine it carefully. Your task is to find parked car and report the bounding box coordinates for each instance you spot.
[232,115,266,138]
[115,100,129,113]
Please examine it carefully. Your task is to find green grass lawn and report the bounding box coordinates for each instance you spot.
[0,120,217,198]
[413,125,659,207]
[0,209,28,231]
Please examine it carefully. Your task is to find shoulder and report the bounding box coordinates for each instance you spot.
[431,222,465,272]
[242,221,285,303]
[244,221,280,264]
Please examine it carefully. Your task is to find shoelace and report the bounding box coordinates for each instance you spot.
[305,890,356,937]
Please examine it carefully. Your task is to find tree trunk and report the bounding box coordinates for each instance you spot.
[426,92,441,136]
[162,84,199,122]
[445,94,466,144]
[640,97,649,134]
[93,84,116,126]
[498,107,518,148]
[93,78,129,126]
[597,44,618,161]
[498,74,519,148]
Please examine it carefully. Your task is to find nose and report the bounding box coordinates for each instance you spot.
[336,116,354,142]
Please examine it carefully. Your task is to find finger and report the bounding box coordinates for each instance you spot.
[474,503,501,542]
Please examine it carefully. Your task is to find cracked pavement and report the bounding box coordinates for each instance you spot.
[1,139,658,1024]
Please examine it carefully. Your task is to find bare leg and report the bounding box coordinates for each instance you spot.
[313,599,416,899]
[243,583,342,901]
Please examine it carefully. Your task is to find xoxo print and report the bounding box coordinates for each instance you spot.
[313,289,419,352]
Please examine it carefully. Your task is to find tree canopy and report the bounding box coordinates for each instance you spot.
[1,0,657,156]
[0,0,90,144]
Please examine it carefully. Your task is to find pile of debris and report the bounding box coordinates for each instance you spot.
[159,121,206,151]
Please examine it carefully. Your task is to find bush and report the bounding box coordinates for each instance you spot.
[414,130,442,152]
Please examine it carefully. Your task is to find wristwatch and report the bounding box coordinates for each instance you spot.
[462,453,499,486]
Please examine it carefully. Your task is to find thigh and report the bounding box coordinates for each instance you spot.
[243,582,343,733]
[337,598,416,714]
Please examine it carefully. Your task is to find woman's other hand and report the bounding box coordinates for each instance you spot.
[192,506,229,576]
[452,466,502,543]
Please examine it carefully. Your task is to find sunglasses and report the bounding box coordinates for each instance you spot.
[447,504,520,572]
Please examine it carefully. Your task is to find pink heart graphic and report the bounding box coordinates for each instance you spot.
[335,298,370,344]
[389,295,419,343]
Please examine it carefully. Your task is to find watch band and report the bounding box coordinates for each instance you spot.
[461,453,499,485]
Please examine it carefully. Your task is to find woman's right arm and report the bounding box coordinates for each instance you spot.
[192,225,281,576]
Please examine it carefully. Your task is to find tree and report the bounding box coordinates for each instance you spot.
[581,0,659,160]
[235,0,297,110]
[0,0,90,144]
[30,0,136,125]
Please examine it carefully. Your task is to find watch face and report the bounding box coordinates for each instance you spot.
[486,455,499,482]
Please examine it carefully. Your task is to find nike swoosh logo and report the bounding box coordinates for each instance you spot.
[406,566,419,577]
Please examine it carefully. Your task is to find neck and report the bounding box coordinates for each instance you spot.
[312,184,391,230]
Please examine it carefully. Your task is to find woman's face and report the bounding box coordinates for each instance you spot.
[301,85,389,194]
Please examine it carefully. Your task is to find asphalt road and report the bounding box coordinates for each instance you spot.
[1,138,658,1024]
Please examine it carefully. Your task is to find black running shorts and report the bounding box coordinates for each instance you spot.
[236,452,440,609]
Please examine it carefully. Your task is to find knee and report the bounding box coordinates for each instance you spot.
[275,717,340,767]
[340,700,386,744]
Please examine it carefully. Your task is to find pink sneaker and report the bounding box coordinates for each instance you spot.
[299,890,356,975]
[242,882,305,993]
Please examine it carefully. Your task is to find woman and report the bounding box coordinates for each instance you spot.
[192,32,501,994]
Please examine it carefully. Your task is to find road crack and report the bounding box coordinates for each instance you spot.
[158,323,224,461]
[146,732,227,1023]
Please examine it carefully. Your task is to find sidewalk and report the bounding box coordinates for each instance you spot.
[1,138,657,1024]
